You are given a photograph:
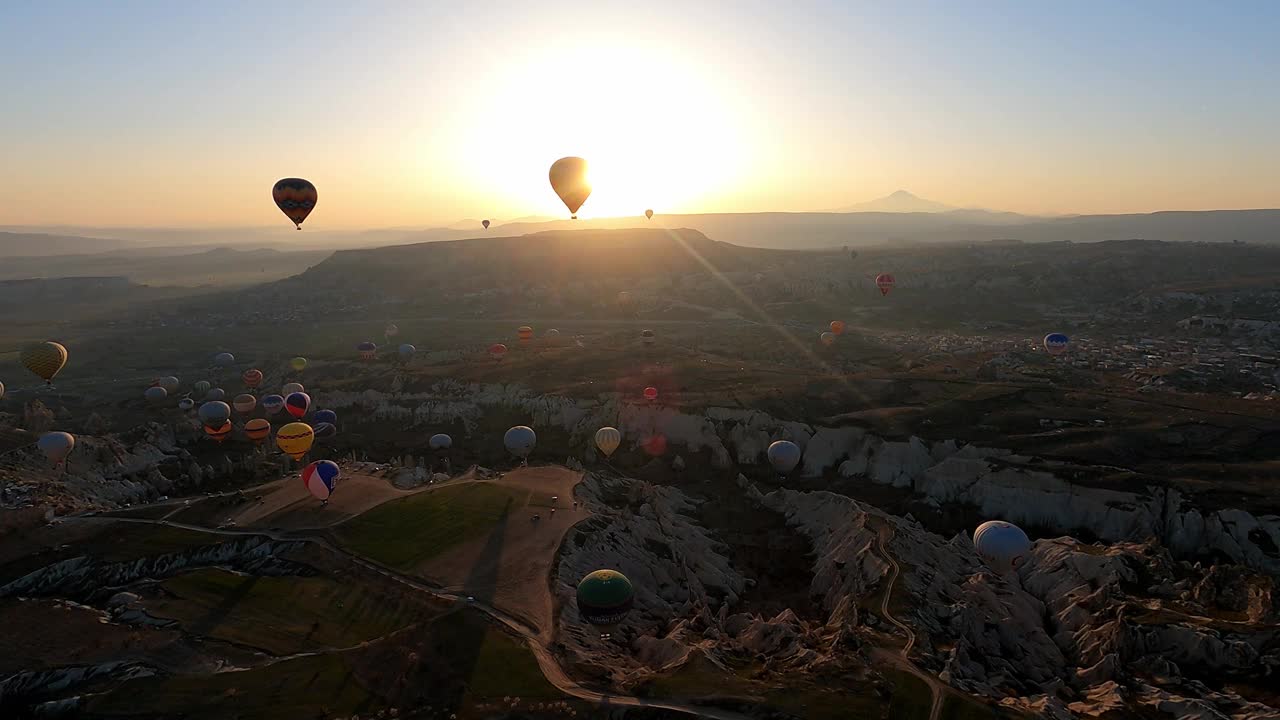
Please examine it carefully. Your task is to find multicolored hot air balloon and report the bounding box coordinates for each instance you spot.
[261,394,285,416]
[641,329,655,346]
[242,369,263,389]
[875,273,896,296]
[357,342,377,361]
[302,460,340,501]
[276,422,315,460]
[767,440,802,476]
[820,331,836,346]
[830,320,846,336]
[517,326,534,346]
[21,341,68,385]
[285,392,311,419]
[1043,333,1070,356]
[645,209,654,220]
[272,178,317,230]
[313,409,337,426]
[233,393,257,414]
[244,418,272,443]
[204,421,232,444]
[482,219,490,229]
[289,356,308,372]
[577,569,634,636]
[38,431,75,467]
[595,427,621,458]
[643,386,658,402]
[973,520,1032,573]
[549,157,591,219]
[281,382,304,397]
[198,401,231,428]
[504,425,536,460]
[489,343,508,361]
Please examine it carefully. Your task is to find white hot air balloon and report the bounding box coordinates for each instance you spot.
[504,425,537,462]
[429,433,452,450]
[973,520,1032,574]
[178,398,195,412]
[38,431,75,468]
[0,380,5,401]
[281,382,304,396]
[766,440,802,476]
[156,376,180,394]
[594,427,621,458]
[144,386,169,405]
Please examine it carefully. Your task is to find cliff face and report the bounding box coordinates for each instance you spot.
[316,381,1280,576]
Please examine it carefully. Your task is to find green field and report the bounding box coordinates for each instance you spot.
[333,482,547,571]
[148,568,450,656]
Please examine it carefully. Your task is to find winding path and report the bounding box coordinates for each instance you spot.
[873,525,945,720]
[74,514,753,720]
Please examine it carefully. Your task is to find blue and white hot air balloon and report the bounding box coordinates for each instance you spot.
[973,520,1032,573]
[1043,333,1070,356]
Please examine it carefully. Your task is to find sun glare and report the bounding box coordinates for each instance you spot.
[452,43,747,219]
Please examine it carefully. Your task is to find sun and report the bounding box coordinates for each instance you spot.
[451,43,747,219]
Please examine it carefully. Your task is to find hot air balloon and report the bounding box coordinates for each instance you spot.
[313,422,337,440]
[272,178,317,230]
[178,398,195,412]
[285,392,311,419]
[233,393,257,414]
[205,388,226,402]
[0,381,5,401]
[830,320,846,336]
[618,291,632,306]
[313,409,337,426]
[641,329,655,346]
[643,386,658,402]
[545,329,561,345]
[875,273,896,296]
[399,343,416,360]
[577,569,634,636]
[489,343,508,361]
[517,326,534,346]
[276,422,315,460]
[198,401,231,428]
[144,386,168,405]
[850,250,859,261]
[155,376,180,394]
[549,157,591,219]
[242,369,264,389]
[820,331,836,347]
[973,520,1032,573]
[357,342,377,361]
[261,394,285,416]
[482,219,490,229]
[645,209,654,220]
[193,380,212,397]
[504,425,536,460]
[429,433,452,450]
[204,421,232,444]
[767,440,802,476]
[244,418,272,443]
[21,341,68,385]
[595,427,621,459]
[1043,333,1070,356]
[385,323,399,339]
[37,432,75,467]
[302,460,340,500]
[281,382,304,397]
[213,352,235,367]
[289,356,308,372]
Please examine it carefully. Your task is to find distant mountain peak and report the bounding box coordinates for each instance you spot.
[836,190,956,214]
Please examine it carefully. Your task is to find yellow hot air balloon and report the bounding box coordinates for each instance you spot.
[595,427,621,459]
[276,422,315,460]
[549,157,591,219]
[290,356,308,372]
[21,341,68,384]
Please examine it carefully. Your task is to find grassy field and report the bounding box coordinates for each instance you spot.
[333,481,548,571]
[147,568,451,656]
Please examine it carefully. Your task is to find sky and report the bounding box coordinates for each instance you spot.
[1,0,1278,228]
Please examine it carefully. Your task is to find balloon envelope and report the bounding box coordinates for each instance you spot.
[429,433,452,450]
[242,369,263,388]
[549,157,591,218]
[313,409,337,426]
[281,382,304,397]
[357,342,377,360]
[489,343,508,360]
[820,331,836,346]
[1043,333,1070,356]
[156,376,180,394]
[276,422,315,460]
[198,401,231,428]
[285,392,311,419]
[178,398,195,412]
[645,209,654,219]
[482,219,490,229]
[244,418,272,443]
[830,320,846,335]
[312,422,337,440]
[767,440,802,475]
[504,425,536,458]
[233,393,257,414]
[261,394,285,416]
[576,570,634,628]
[875,273,896,296]
[643,386,658,401]
[289,356,308,372]
[213,352,235,367]
[193,380,212,396]
[595,427,621,458]
[204,422,232,443]
[399,343,416,359]
[272,178,317,229]
[38,431,75,465]
[302,460,340,500]
[641,329,655,345]
[205,388,226,401]
[144,386,169,405]
[973,520,1032,573]
[21,341,68,383]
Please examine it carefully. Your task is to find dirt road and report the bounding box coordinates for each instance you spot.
[873,524,945,720]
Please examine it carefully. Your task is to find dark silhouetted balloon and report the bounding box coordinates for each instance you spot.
[273,178,317,229]
[549,157,591,219]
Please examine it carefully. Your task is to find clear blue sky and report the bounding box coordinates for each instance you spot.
[2,0,1277,227]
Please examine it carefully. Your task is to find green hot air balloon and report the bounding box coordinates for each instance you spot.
[576,569,634,639]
